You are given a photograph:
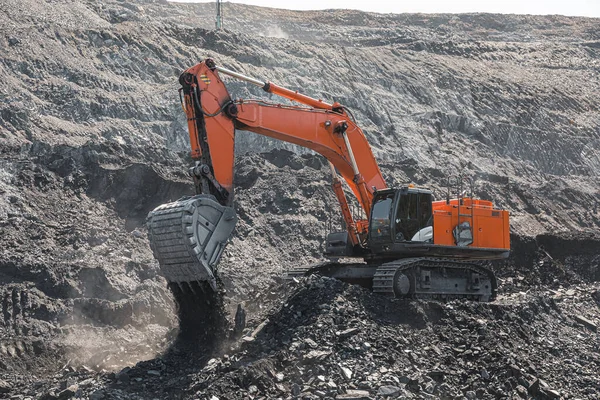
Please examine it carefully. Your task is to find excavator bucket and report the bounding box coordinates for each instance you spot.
[146,195,237,291]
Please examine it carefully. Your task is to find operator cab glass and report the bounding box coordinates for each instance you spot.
[369,188,433,243]
[394,189,432,242]
[369,191,394,240]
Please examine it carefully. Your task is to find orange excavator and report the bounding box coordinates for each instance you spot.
[147,58,510,306]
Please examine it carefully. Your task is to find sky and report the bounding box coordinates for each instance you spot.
[173,0,600,18]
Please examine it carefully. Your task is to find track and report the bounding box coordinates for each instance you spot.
[286,258,497,301]
[372,258,497,301]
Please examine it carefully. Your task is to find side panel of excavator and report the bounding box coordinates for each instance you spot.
[432,199,510,249]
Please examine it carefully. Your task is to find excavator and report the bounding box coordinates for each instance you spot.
[147,58,510,314]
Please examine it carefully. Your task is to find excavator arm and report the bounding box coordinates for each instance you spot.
[147,59,387,290]
[180,59,387,241]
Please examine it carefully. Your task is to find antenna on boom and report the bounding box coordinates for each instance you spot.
[216,0,223,30]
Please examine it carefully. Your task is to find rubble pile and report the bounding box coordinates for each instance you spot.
[19,274,600,399]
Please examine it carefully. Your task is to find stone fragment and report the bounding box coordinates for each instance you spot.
[337,328,360,339]
[303,350,332,363]
[131,229,144,238]
[573,315,597,332]
[515,385,528,399]
[336,390,371,400]
[57,385,78,400]
[89,390,105,400]
[544,389,561,399]
[427,370,445,380]
[423,381,435,394]
[291,383,301,396]
[250,318,270,338]
[377,385,401,397]
[509,364,522,377]
[147,370,161,376]
[0,379,10,394]
[528,378,539,394]
[480,368,490,380]
[340,366,353,380]
[116,368,130,383]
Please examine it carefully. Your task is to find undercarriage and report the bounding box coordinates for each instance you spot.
[286,258,497,301]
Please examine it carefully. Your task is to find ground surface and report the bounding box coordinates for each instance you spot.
[0,0,599,399]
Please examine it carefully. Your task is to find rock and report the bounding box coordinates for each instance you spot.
[336,389,371,399]
[303,350,332,363]
[480,368,490,380]
[544,389,561,399]
[529,378,540,394]
[340,366,353,380]
[57,385,78,400]
[423,381,435,394]
[337,328,360,339]
[516,385,528,398]
[147,370,161,376]
[131,229,144,238]
[361,342,372,351]
[572,315,597,332]
[291,383,301,396]
[233,303,246,338]
[89,391,105,400]
[0,379,10,394]
[509,364,523,377]
[377,385,401,397]
[250,318,270,338]
[465,391,476,399]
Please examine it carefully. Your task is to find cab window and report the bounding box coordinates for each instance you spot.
[370,193,394,240]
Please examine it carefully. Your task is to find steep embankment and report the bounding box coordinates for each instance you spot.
[0,0,599,398]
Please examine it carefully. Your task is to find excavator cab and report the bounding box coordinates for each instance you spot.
[369,187,433,245]
[326,187,434,259]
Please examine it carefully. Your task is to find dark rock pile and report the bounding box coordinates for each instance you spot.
[24,274,600,399]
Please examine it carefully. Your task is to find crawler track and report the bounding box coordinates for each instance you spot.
[286,258,497,301]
